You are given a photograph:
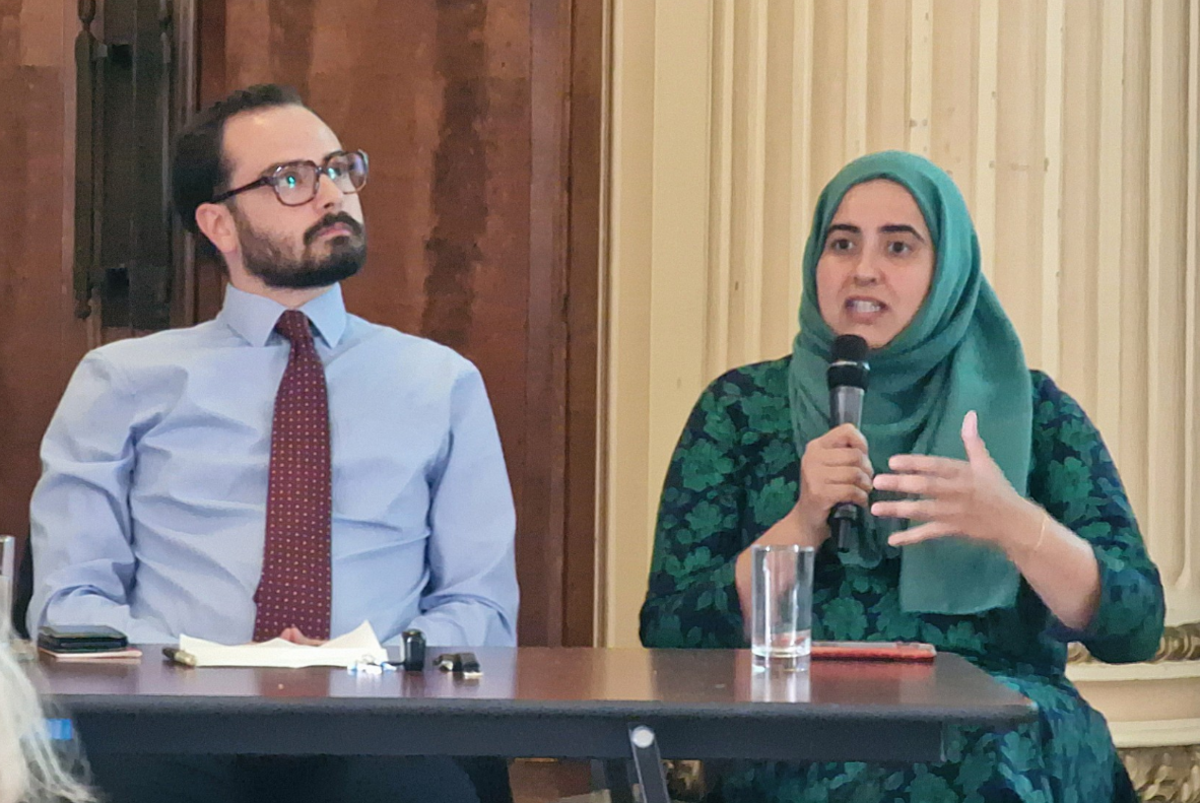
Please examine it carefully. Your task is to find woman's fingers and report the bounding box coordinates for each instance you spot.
[817,447,868,466]
[812,428,873,480]
[823,466,873,492]
[823,454,875,483]
[872,471,946,496]
[799,426,875,522]
[812,468,871,506]
[871,497,942,521]
[886,454,962,477]
[829,484,870,507]
[823,423,870,453]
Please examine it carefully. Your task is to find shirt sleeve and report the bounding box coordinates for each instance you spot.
[27,352,173,643]
[639,376,750,649]
[406,363,519,647]
[1029,372,1166,663]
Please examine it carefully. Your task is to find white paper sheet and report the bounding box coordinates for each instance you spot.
[178,621,388,668]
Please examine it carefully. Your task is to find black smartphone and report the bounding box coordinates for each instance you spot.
[37,625,129,653]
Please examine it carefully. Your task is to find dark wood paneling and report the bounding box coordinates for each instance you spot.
[0,1,91,546]
[562,0,605,647]
[199,0,602,646]
[192,0,226,319]
[525,0,571,646]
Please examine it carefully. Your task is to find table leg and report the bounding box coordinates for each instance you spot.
[597,759,635,803]
[627,724,671,803]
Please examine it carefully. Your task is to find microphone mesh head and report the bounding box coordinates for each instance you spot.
[831,335,868,363]
[828,334,870,391]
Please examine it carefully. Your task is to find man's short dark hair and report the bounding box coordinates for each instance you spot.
[172,84,306,256]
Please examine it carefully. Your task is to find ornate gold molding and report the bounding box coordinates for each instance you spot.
[670,752,1200,802]
[665,760,705,801]
[1069,623,1200,664]
[1120,745,1200,803]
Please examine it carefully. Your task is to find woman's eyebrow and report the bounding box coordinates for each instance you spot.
[826,223,860,236]
[880,224,926,243]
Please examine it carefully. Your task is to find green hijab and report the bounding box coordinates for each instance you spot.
[788,151,1031,615]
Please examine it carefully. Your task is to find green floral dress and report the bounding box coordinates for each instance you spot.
[640,359,1165,803]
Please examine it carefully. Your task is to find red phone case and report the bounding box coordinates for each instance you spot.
[810,641,937,661]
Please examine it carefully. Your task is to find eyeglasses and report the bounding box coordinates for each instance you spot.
[211,150,369,207]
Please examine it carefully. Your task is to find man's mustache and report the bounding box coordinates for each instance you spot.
[304,213,364,245]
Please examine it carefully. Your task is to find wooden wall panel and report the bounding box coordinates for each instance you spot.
[199,0,598,646]
[563,0,605,647]
[527,0,572,645]
[0,0,91,547]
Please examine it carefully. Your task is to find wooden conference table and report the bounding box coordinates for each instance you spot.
[35,646,1036,803]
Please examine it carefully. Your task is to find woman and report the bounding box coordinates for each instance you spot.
[640,151,1164,802]
[0,629,94,803]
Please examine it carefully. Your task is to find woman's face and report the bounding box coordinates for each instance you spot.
[815,179,935,350]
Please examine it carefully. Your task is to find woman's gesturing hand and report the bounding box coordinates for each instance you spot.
[871,410,1038,551]
[795,423,874,541]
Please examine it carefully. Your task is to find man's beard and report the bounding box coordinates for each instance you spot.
[234,211,367,289]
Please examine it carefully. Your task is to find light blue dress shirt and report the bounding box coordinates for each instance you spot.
[28,284,518,646]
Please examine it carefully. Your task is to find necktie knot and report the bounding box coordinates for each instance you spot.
[275,310,314,347]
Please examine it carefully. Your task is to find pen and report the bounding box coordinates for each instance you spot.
[162,647,198,667]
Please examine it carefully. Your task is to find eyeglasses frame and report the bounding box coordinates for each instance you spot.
[209,149,369,207]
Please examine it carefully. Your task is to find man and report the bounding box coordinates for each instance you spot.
[27,84,518,803]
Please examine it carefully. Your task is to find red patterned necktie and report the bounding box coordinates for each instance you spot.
[253,309,332,642]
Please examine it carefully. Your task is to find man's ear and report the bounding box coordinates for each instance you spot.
[194,202,239,256]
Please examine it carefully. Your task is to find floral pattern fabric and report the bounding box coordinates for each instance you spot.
[640,358,1165,803]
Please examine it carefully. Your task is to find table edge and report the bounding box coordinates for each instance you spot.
[53,692,1038,725]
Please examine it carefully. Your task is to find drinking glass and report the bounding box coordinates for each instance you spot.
[750,544,814,671]
[0,536,15,641]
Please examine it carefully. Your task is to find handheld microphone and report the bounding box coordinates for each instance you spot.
[826,335,870,554]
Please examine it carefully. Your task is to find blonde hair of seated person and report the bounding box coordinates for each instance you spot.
[0,619,94,803]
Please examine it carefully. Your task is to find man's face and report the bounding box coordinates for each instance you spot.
[216,105,367,289]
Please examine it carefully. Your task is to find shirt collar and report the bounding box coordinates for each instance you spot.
[217,284,349,348]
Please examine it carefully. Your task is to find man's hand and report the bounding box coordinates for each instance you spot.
[278,626,326,646]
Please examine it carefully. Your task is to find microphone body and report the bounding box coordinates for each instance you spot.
[829,383,865,433]
[826,336,870,554]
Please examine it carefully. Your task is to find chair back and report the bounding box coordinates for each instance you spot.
[12,537,32,639]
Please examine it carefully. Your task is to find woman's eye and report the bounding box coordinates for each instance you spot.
[887,240,912,255]
[828,238,853,252]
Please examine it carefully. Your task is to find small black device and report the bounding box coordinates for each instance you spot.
[401,629,426,671]
[826,334,870,555]
[37,624,129,653]
[435,651,482,678]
